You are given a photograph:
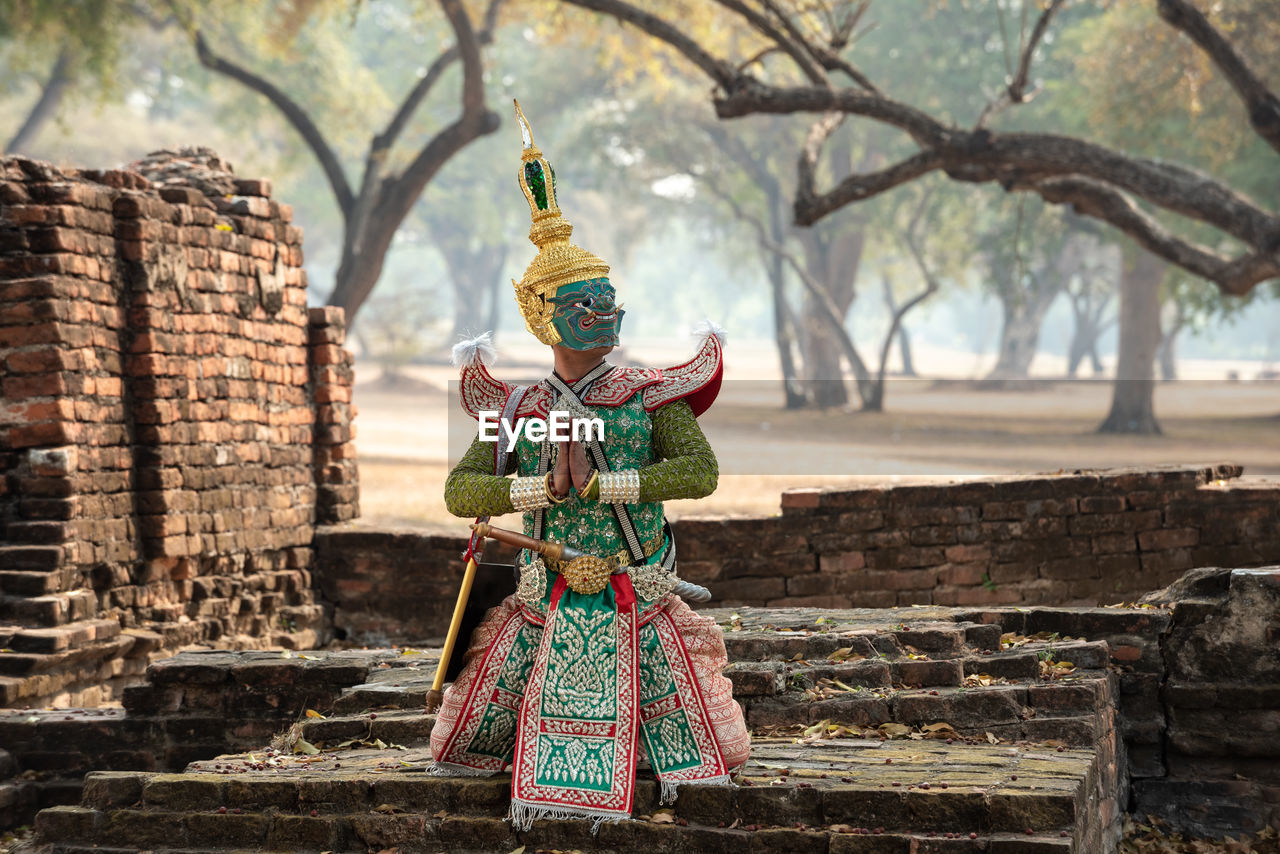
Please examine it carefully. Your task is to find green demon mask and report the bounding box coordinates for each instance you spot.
[546,277,623,351]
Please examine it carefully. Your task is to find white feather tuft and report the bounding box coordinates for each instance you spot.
[691,319,727,347]
[450,331,497,367]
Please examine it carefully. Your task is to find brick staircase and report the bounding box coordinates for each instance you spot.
[0,528,155,710]
[30,607,1120,852]
[0,573,160,708]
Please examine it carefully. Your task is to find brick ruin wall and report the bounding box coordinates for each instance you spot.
[315,463,1280,645]
[0,154,357,708]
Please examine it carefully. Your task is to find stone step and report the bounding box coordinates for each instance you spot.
[297,709,435,748]
[0,570,62,596]
[331,672,438,714]
[36,739,1096,851]
[2,776,82,832]
[744,676,1113,745]
[37,810,1080,854]
[36,810,1080,854]
[964,641,1111,681]
[0,544,65,572]
[0,633,137,677]
[7,618,121,653]
[4,520,73,546]
[707,608,1004,656]
[0,589,98,627]
[723,626,979,664]
[0,675,25,705]
[303,668,1111,752]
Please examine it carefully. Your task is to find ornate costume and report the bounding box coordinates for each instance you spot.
[428,102,750,829]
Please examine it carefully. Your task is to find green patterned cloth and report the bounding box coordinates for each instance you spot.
[444,395,717,544]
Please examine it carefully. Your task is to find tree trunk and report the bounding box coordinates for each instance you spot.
[331,212,399,327]
[897,327,917,377]
[795,223,864,408]
[1099,248,1165,434]
[798,297,848,408]
[881,277,917,377]
[1157,326,1179,380]
[484,271,502,338]
[1089,344,1105,375]
[1158,309,1184,381]
[1066,322,1089,378]
[1067,306,1108,378]
[764,248,807,409]
[760,182,807,410]
[6,48,75,155]
[986,283,1061,380]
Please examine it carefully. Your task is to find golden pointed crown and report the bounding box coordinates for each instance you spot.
[512,100,611,345]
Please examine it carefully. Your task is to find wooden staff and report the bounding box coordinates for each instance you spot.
[470,521,585,562]
[423,528,485,713]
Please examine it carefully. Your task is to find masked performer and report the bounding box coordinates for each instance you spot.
[428,102,750,829]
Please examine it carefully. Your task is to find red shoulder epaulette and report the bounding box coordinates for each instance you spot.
[458,332,724,420]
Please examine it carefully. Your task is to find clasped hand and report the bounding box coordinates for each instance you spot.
[550,435,592,501]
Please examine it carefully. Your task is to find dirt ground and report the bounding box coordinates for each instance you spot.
[352,339,1280,535]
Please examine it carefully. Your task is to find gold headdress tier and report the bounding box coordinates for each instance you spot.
[512,100,610,345]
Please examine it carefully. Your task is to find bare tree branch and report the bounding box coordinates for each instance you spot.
[736,45,783,74]
[560,0,1280,296]
[1029,175,1278,296]
[1156,0,1280,154]
[874,190,940,394]
[374,0,496,158]
[715,0,826,84]
[755,0,879,92]
[703,173,874,403]
[715,83,1280,260]
[976,0,1066,128]
[795,110,844,213]
[329,0,501,319]
[194,31,355,218]
[6,47,75,155]
[393,0,497,201]
[797,149,943,224]
[559,0,742,90]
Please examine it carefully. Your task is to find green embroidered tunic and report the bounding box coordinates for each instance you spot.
[445,394,717,562]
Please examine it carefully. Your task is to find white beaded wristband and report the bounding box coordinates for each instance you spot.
[510,475,552,511]
[597,469,640,504]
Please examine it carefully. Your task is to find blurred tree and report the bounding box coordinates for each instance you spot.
[1063,235,1118,379]
[556,0,1279,432]
[1100,243,1166,434]
[878,276,915,377]
[557,0,1278,295]
[178,0,503,323]
[0,0,172,154]
[1055,0,1278,428]
[622,103,950,411]
[1156,270,1256,381]
[551,1,993,410]
[975,197,1071,381]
